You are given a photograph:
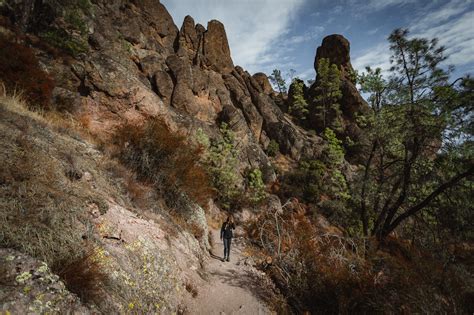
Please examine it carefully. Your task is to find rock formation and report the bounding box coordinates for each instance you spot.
[0,0,377,312]
[1,0,328,168]
[307,34,370,156]
[253,72,274,95]
[314,34,369,120]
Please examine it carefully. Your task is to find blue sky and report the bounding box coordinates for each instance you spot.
[162,0,474,83]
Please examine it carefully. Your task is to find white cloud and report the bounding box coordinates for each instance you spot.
[411,1,474,67]
[161,0,306,73]
[352,43,392,73]
[363,0,416,11]
[331,5,343,14]
[411,0,471,30]
[367,27,379,35]
[287,25,325,44]
[353,0,474,75]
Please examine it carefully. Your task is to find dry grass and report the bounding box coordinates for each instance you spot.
[0,124,81,265]
[124,176,153,207]
[0,91,192,313]
[113,117,215,209]
[249,208,378,313]
[54,246,107,305]
[102,158,156,209]
[0,92,105,274]
[0,84,46,121]
[0,83,98,144]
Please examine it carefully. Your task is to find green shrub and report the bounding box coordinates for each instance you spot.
[40,29,88,56]
[279,159,325,203]
[246,168,267,204]
[288,78,308,120]
[266,139,280,157]
[279,128,349,214]
[299,159,326,202]
[197,123,242,209]
[323,127,345,167]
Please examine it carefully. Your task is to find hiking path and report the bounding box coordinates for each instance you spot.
[184,228,274,315]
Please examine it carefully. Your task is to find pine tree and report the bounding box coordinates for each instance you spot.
[313,58,342,131]
[353,29,473,239]
[288,78,308,120]
[269,69,287,94]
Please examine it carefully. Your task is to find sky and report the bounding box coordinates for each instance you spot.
[161,0,474,83]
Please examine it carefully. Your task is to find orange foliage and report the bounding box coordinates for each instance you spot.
[0,35,55,109]
[114,117,215,209]
[247,200,468,313]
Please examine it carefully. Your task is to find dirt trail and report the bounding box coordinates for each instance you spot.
[185,229,273,315]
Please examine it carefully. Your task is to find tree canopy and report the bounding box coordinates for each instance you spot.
[353,29,473,239]
[312,58,343,131]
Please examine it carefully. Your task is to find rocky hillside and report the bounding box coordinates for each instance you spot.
[0,92,214,313]
[3,0,469,314]
[1,0,369,170]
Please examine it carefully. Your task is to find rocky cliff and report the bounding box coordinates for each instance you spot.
[0,0,369,168]
[0,0,371,312]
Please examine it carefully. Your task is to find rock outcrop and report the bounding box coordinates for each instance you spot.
[315,34,369,120]
[203,20,234,73]
[0,0,378,312]
[1,0,326,167]
[308,34,369,151]
[253,72,274,95]
[315,34,353,78]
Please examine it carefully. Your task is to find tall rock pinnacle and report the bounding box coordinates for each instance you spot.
[203,20,234,74]
[314,34,354,80]
[309,34,370,159]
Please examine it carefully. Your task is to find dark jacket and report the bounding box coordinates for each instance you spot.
[221,221,235,239]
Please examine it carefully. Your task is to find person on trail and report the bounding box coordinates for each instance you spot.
[220,215,235,262]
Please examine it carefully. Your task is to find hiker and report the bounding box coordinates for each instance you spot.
[220,215,235,262]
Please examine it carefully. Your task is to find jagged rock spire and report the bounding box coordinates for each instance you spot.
[178,17,234,74]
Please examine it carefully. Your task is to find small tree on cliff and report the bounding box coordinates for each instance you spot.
[288,78,309,120]
[353,29,473,239]
[313,58,342,131]
[269,69,287,94]
[197,123,242,209]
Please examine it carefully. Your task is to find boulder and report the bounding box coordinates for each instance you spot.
[252,72,274,94]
